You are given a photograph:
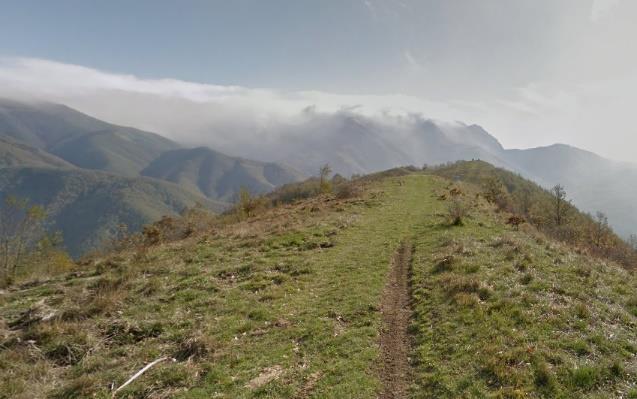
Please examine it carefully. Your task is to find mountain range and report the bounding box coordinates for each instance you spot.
[0,99,302,256]
[0,98,635,256]
[205,111,636,238]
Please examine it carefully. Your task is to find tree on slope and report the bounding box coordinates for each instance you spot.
[319,164,332,194]
[592,211,610,250]
[0,196,46,285]
[551,184,569,226]
[629,234,637,252]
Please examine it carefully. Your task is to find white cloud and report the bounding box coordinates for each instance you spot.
[0,56,463,127]
[590,0,622,22]
[1,56,636,163]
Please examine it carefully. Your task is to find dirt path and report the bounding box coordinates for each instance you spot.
[379,241,414,399]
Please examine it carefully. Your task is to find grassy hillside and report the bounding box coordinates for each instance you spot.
[502,144,637,238]
[0,167,225,257]
[48,128,179,177]
[0,99,111,149]
[1,170,636,398]
[0,98,179,176]
[428,160,636,269]
[141,147,304,202]
[0,137,74,169]
[408,181,637,397]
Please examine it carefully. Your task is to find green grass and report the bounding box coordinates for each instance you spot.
[0,174,443,398]
[408,179,637,398]
[1,172,637,398]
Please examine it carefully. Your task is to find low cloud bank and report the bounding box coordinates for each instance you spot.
[0,57,465,156]
[2,56,636,165]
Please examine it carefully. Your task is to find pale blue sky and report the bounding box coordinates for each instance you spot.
[0,1,404,91]
[1,0,636,161]
[0,1,579,97]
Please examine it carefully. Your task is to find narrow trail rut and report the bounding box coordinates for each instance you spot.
[379,241,414,399]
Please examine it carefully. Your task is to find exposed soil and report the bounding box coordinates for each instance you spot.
[245,365,283,389]
[296,371,322,398]
[379,241,414,399]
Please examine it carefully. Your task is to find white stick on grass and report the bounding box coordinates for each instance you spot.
[112,356,176,397]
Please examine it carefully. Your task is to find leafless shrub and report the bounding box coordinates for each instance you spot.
[447,199,467,226]
[334,183,360,199]
[506,215,526,230]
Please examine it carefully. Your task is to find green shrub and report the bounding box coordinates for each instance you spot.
[574,303,591,319]
[532,359,556,392]
[567,340,590,356]
[570,366,600,390]
[520,273,533,285]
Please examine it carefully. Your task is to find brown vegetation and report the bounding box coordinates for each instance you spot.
[506,215,526,230]
[0,196,73,287]
[429,160,637,269]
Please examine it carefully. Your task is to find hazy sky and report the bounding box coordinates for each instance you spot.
[1,0,636,161]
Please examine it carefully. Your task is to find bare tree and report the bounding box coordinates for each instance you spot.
[517,187,533,217]
[628,234,637,252]
[319,164,332,193]
[551,184,569,226]
[236,187,258,218]
[0,196,46,284]
[592,211,610,249]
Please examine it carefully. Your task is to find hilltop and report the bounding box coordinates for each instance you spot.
[193,109,637,239]
[1,163,636,398]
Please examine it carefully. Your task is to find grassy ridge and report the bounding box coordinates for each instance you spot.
[1,172,636,398]
[409,180,637,397]
[0,174,442,398]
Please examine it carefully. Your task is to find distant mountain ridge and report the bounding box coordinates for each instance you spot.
[1,97,635,249]
[141,147,305,202]
[0,137,74,169]
[0,98,179,176]
[199,111,636,237]
[209,112,516,177]
[500,143,637,238]
[0,99,304,256]
[0,166,225,256]
[0,98,303,200]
